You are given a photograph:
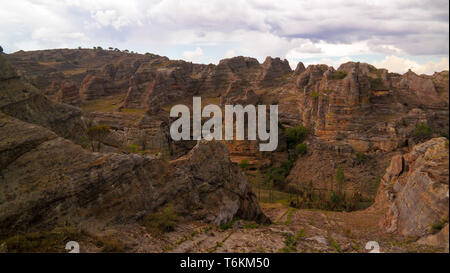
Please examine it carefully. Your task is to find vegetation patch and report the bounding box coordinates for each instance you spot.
[328,234,342,253]
[414,123,432,138]
[2,226,82,253]
[219,218,239,231]
[279,233,297,253]
[327,71,347,80]
[354,152,367,164]
[295,143,307,156]
[238,159,250,169]
[285,126,307,148]
[139,205,178,235]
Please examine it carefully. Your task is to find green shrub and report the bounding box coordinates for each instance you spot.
[85,125,111,151]
[430,217,448,233]
[267,167,287,187]
[295,143,307,155]
[238,159,250,169]
[335,167,345,191]
[372,176,381,194]
[327,71,347,80]
[139,205,177,235]
[311,91,319,98]
[328,234,342,252]
[354,152,366,164]
[2,227,82,253]
[220,218,239,230]
[279,233,297,253]
[329,191,343,208]
[281,160,294,171]
[414,123,432,138]
[295,229,305,239]
[285,126,307,147]
[127,144,140,153]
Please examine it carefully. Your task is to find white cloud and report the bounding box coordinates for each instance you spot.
[182,47,204,63]
[373,56,449,74]
[0,0,447,75]
[225,49,236,58]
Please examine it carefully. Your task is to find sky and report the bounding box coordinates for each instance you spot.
[0,0,449,75]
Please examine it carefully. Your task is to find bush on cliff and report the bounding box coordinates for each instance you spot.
[238,159,250,169]
[285,126,307,147]
[327,71,347,80]
[414,123,432,138]
[295,143,307,156]
[85,125,111,151]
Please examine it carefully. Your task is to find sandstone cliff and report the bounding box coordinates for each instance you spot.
[375,137,449,250]
[0,55,268,239]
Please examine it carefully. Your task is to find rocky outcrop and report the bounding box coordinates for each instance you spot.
[56,82,81,105]
[259,57,292,87]
[0,110,267,237]
[79,74,107,101]
[0,54,87,142]
[220,80,260,105]
[376,138,449,248]
[294,62,448,155]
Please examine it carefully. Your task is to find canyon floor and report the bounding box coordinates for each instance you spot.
[73,203,443,253]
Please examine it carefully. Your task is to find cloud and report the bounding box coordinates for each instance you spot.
[373,55,449,74]
[0,0,448,75]
[182,47,204,63]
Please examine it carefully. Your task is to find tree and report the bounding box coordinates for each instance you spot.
[85,125,111,151]
[335,167,345,194]
[295,143,307,155]
[285,126,307,148]
[0,45,3,53]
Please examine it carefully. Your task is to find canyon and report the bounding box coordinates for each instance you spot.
[0,48,448,253]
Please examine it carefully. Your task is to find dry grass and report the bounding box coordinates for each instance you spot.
[81,96,125,112]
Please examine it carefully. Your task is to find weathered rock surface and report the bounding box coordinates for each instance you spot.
[376,138,449,248]
[0,54,87,142]
[0,112,267,237]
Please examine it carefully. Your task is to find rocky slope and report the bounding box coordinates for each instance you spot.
[0,54,267,241]
[374,137,449,250]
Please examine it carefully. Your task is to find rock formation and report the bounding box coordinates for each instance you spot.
[0,113,267,237]
[375,138,449,249]
[0,54,268,239]
[1,49,448,252]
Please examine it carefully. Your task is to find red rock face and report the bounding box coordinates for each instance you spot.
[5,49,449,162]
[294,62,449,154]
[56,82,81,105]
